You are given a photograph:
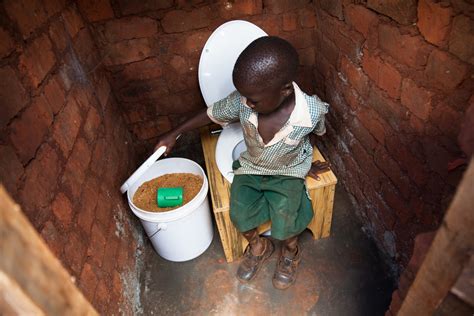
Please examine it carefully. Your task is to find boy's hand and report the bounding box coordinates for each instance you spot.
[154,131,180,156]
[308,160,331,181]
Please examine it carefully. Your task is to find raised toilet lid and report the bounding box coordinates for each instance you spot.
[198,20,267,106]
[198,21,267,183]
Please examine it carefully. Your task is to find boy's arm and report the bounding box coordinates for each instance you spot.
[154,108,211,155]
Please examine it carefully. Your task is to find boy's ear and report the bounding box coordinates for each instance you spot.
[280,82,293,97]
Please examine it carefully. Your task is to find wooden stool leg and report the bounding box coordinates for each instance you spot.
[307,185,336,239]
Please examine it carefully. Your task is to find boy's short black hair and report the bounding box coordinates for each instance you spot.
[232,36,299,90]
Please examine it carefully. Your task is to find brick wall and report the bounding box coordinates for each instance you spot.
[0,1,142,314]
[77,0,318,160]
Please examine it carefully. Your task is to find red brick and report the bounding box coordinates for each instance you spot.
[83,107,102,143]
[103,38,152,66]
[53,97,82,158]
[10,95,53,163]
[0,66,29,128]
[62,6,85,38]
[362,52,402,99]
[94,279,111,314]
[19,34,56,87]
[350,139,385,190]
[102,227,120,272]
[117,0,173,15]
[77,0,114,22]
[380,182,410,223]
[3,0,48,38]
[101,16,157,43]
[347,116,378,153]
[161,7,211,33]
[80,262,98,302]
[281,28,313,49]
[425,49,468,91]
[118,57,163,81]
[340,56,369,97]
[458,96,474,156]
[40,220,64,258]
[87,223,106,267]
[263,0,310,14]
[179,30,213,55]
[51,192,73,227]
[62,138,92,199]
[299,9,316,28]
[341,86,361,111]
[219,0,263,18]
[131,117,172,140]
[0,27,14,58]
[355,108,386,144]
[256,14,282,36]
[344,4,378,38]
[401,78,434,121]
[119,78,168,102]
[409,114,424,135]
[170,55,189,74]
[299,47,315,66]
[64,230,88,275]
[417,0,453,46]
[330,25,365,63]
[367,86,409,133]
[282,12,298,31]
[43,0,65,17]
[374,146,412,199]
[0,145,24,196]
[74,29,100,70]
[49,19,69,53]
[90,138,107,177]
[20,144,61,219]
[448,15,474,64]
[77,177,99,234]
[367,0,417,25]
[378,24,432,69]
[386,135,429,187]
[44,76,66,114]
[421,137,452,176]
[320,0,343,20]
[96,75,111,109]
[95,188,114,232]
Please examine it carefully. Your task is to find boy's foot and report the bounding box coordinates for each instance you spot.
[272,246,301,290]
[236,237,274,283]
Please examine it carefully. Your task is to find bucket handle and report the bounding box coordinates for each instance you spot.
[149,223,167,239]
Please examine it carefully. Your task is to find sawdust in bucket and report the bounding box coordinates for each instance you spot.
[133,173,203,212]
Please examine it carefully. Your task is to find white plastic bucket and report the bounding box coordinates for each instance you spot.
[126,158,213,262]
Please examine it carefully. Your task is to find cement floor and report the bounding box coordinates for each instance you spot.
[140,185,395,315]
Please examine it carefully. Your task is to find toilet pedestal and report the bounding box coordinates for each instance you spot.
[201,125,338,263]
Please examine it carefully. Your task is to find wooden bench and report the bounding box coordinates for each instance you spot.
[200,125,338,262]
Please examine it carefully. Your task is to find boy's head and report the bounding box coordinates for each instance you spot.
[232,36,299,114]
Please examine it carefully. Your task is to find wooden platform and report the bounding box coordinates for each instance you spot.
[200,125,337,262]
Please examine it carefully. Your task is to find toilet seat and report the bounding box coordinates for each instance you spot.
[198,20,267,183]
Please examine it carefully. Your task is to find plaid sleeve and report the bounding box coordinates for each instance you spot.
[206,90,241,126]
[312,97,329,136]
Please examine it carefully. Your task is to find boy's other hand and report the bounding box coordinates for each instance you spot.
[154,131,179,156]
[308,160,331,181]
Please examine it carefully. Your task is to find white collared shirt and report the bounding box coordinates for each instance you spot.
[207,82,329,179]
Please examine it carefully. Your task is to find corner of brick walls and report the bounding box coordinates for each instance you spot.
[0,1,144,314]
[76,0,318,161]
[312,0,473,314]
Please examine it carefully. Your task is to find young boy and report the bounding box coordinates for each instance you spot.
[155,36,330,289]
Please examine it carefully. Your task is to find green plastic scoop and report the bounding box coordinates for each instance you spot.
[157,187,183,207]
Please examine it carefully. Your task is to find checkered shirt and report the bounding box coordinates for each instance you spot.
[207,82,329,179]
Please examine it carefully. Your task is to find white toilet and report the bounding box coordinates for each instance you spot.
[198,20,267,183]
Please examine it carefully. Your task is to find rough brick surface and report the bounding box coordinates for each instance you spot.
[367,0,417,25]
[378,24,432,69]
[4,0,48,38]
[19,34,56,87]
[448,15,474,64]
[9,95,53,163]
[401,79,434,121]
[263,0,310,14]
[417,0,453,46]
[424,49,468,91]
[0,145,24,196]
[344,4,378,38]
[51,192,73,227]
[0,66,29,128]
[362,51,402,99]
[77,0,114,22]
[0,27,15,58]
[103,38,152,66]
[101,16,158,42]
[161,8,212,33]
[52,97,82,158]
[117,0,173,15]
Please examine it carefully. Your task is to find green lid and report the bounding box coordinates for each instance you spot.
[157,187,183,207]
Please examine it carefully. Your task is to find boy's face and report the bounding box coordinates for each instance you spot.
[236,82,291,115]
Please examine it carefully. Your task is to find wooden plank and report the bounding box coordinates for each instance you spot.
[0,186,97,315]
[397,158,474,315]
